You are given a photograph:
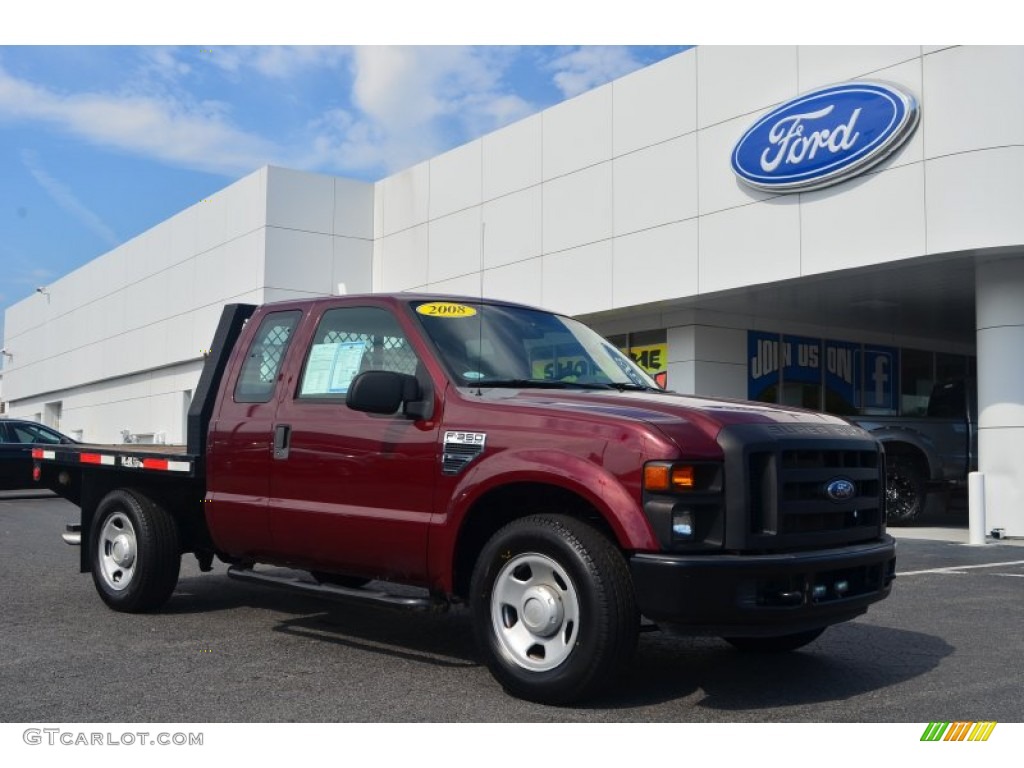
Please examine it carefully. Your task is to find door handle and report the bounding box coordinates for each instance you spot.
[273,424,291,460]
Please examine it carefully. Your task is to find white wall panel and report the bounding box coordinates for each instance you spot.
[428,208,482,284]
[483,258,542,308]
[190,304,226,358]
[168,205,198,265]
[697,46,799,129]
[332,237,373,295]
[926,147,1024,254]
[381,161,430,236]
[224,167,266,242]
[193,245,228,309]
[612,221,698,308]
[542,163,613,254]
[797,46,921,91]
[699,198,801,294]
[667,361,695,394]
[613,51,696,156]
[801,163,926,275]
[667,325,696,363]
[164,257,197,315]
[697,114,774,216]
[429,141,482,219]
[379,224,429,291]
[542,241,613,316]
[482,114,542,201]
[613,134,697,236]
[195,188,227,255]
[224,229,264,297]
[265,166,334,234]
[543,85,612,180]
[427,273,480,297]
[695,361,747,399]
[263,228,334,294]
[695,325,748,365]
[923,46,1024,159]
[481,186,542,269]
[333,177,374,239]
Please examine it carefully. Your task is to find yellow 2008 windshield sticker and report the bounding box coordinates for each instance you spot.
[416,302,477,318]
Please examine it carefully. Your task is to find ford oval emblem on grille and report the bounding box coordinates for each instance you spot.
[826,478,856,502]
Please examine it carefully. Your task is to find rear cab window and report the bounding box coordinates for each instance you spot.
[234,310,303,403]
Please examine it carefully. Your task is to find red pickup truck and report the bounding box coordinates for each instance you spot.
[35,294,895,704]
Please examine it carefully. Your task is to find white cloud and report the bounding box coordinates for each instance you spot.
[548,46,646,98]
[0,64,278,176]
[20,150,120,247]
[311,46,534,174]
[205,46,350,79]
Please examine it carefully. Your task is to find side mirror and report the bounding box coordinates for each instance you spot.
[346,371,430,419]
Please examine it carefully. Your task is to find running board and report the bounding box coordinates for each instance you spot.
[62,524,81,546]
[226,566,447,612]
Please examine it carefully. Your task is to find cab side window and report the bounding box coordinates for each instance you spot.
[234,310,303,403]
[298,307,419,400]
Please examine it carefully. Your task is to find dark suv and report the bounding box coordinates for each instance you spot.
[0,420,78,491]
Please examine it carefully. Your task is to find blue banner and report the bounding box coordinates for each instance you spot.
[862,346,899,411]
[782,335,822,385]
[748,331,780,400]
[825,339,860,410]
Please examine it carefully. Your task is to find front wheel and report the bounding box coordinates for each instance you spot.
[470,515,638,704]
[723,627,825,652]
[90,489,181,613]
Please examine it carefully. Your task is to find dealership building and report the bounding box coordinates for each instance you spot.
[3,46,1023,536]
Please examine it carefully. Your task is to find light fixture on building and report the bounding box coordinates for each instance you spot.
[1,348,12,361]
[36,286,50,302]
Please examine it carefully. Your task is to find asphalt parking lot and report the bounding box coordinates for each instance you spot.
[1,492,1022,723]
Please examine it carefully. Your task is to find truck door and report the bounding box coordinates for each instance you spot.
[269,304,439,583]
[206,309,304,560]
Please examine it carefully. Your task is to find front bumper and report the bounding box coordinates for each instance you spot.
[630,535,896,636]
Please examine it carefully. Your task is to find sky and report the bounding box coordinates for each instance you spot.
[0,43,688,348]
[0,0,1003,356]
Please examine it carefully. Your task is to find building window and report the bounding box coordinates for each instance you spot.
[608,329,668,389]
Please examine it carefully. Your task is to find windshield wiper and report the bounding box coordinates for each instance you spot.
[471,378,617,390]
[605,382,661,392]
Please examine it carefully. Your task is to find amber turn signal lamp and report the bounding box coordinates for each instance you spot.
[643,465,670,491]
[671,466,695,489]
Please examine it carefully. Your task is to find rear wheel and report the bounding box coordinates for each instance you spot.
[90,489,181,613]
[470,514,638,704]
[723,627,825,652]
[885,456,926,525]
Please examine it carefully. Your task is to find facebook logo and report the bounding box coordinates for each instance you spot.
[863,348,898,410]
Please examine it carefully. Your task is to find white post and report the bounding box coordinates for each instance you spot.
[968,471,986,546]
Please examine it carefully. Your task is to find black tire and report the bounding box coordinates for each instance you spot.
[89,489,181,613]
[470,514,638,705]
[885,456,926,525]
[723,627,825,652]
[311,571,371,589]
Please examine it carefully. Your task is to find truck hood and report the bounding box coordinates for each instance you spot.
[477,387,863,448]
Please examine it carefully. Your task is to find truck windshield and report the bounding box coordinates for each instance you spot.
[411,300,661,391]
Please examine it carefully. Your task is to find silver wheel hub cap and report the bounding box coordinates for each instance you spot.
[490,552,580,672]
[520,585,564,637]
[110,535,135,568]
[98,512,138,591]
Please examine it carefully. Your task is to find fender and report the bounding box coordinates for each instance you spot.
[426,447,659,592]
[857,425,942,481]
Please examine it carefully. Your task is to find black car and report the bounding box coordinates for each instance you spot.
[0,420,78,491]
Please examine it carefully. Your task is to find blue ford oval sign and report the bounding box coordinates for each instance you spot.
[731,81,919,193]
